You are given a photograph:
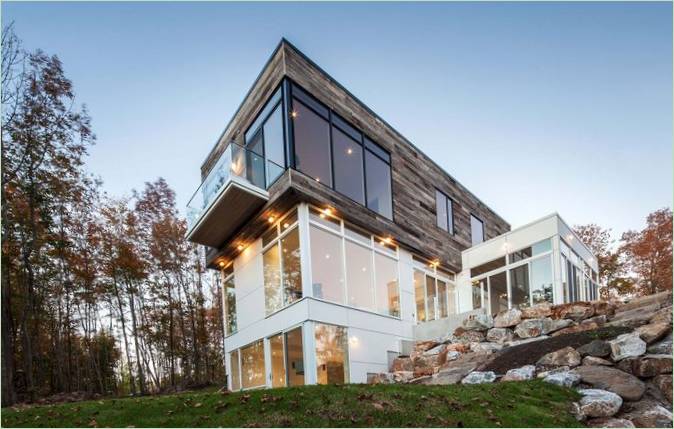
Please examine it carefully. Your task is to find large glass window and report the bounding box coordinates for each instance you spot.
[285,327,305,387]
[365,150,393,219]
[346,241,374,311]
[244,87,285,188]
[263,105,285,186]
[230,350,240,391]
[435,190,454,234]
[241,340,265,389]
[263,211,302,316]
[510,264,530,309]
[531,256,554,304]
[470,256,507,278]
[293,100,332,186]
[310,225,345,303]
[414,270,426,322]
[437,280,448,318]
[374,253,399,317]
[270,334,285,388]
[488,271,508,315]
[471,214,485,245]
[332,126,365,204]
[315,324,349,385]
[263,243,282,315]
[223,267,237,335]
[425,276,437,321]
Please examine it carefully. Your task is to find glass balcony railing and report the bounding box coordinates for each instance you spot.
[186,142,284,233]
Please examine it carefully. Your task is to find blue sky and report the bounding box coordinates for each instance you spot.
[3,1,671,237]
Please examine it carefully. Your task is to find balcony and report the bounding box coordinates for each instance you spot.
[186,142,284,248]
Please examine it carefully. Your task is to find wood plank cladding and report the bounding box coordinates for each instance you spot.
[200,39,510,272]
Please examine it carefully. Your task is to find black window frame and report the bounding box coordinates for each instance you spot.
[288,80,394,221]
[435,189,455,235]
[470,213,485,245]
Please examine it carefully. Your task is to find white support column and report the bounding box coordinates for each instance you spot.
[298,203,313,299]
[302,321,317,385]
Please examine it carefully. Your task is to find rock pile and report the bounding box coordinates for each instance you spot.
[369,291,673,428]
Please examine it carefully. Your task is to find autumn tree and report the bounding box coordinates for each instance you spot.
[574,224,635,298]
[622,208,673,296]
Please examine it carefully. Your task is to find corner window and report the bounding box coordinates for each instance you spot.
[244,87,285,188]
[470,214,484,245]
[263,210,302,315]
[435,190,454,234]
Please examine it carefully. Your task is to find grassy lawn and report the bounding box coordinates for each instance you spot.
[1,380,584,428]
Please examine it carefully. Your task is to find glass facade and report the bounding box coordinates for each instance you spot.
[263,211,302,315]
[244,86,285,188]
[292,100,332,186]
[332,126,365,204]
[315,323,349,384]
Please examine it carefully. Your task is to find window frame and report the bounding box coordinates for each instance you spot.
[435,189,454,235]
[470,213,485,245]
[288,80,394,221]
[306,205,401,319]
[411,255,457,322]
[222,265,237,337]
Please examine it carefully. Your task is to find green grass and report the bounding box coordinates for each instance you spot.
[1,380,584,428]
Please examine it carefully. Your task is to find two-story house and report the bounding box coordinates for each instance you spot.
[185,39,599,390]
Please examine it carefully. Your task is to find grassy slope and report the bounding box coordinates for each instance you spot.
[1,380,583,428]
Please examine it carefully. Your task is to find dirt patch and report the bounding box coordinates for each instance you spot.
[479,326,631,374]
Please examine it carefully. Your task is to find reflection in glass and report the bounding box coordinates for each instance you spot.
[531,256,554,304]
[447,283,457,315]
[346,241,374,311]
[241,340,265,389]
[365,151,392,219]
[436,190,448,231]
[315,324,349,385]
[414,270,426,322]
[425,276,437,321]
[224,274,237,335]
[263,243,282,315]
[293,100,332,186]
[332,126,365,204]
[437,280,448,318]
[488,272,508,315]
[472,280,483,310]
[510,264,530,309]
[230,350,240,391]
[310,226,345,303]
[281,228,302,304]
[263,104,285,186]
[471,215,484,245]
[285,327,305,387]
[270,334,285,388]
[374,253,399,317]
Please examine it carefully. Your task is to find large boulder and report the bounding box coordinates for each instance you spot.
[647,333,672,355]
[469,342,503,354]
[462,313,494,331]
[521,303,552,319]
[486,327,515,344]
[543,370,581,387]
[391,356,414,372]
[461,371,496,384]
[620,401,673,428]
[586,418,635,428]
[635,323,671,345]
[592,301,617,318]
[577,389,623,418]
[537,346,582,367]
[609,333,647,361]
[494,308,522,328]
[446,343,470,353]
[652,374,672,403]
[573,365,646,401]
[543,318,574,334]
[452,327,486,343]
[583,356,614,366]
[414,340,440,353]
[552,302,595,321]
[392,371,414,383]
[429,359,478,385]
[502,365,536,381]
[424,344,446,355]
[551,321,599,337]
[618,355,672,378]
[577,340,612,358]
[649,306,672,325]
[514,319,546,338]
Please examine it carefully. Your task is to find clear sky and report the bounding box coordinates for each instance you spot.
[3,1,672,237]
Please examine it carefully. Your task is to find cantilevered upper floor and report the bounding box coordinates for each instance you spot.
[186,39,510,272]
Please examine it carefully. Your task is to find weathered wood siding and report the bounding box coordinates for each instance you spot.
[199,40,510,272]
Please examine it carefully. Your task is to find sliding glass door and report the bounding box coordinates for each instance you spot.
[268,327,305,388]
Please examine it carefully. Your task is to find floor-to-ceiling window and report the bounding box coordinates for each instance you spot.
[412,256,457,322]
[315,323,349,384]
[230,350,241,391]
[291,84,393,220]
[222,264,237,335]
[308,207,400,317]
[241,340,265,389]
[269,326,305,388]
[263,209,302,315]
[270,334,285,388]
[244,86,286,188]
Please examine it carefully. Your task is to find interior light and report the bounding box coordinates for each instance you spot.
[319,213,326,219]
[323,207,333,216]
[283,222,290,229]
[268,216,275,223]
[349,336,359,347]
[325,254,331,259]
[290,110,298,118]
[218,261,226,268]
[347,148,353,155]
[315,177,321,182]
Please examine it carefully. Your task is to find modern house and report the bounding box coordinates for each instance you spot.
[185,39,599,390]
